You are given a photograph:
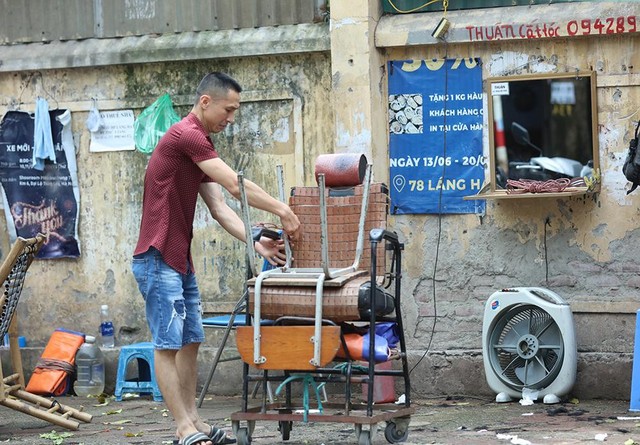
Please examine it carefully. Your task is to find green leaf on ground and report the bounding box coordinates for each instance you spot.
[40,430,74,445]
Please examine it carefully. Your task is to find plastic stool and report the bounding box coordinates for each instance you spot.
[115,342,163,402]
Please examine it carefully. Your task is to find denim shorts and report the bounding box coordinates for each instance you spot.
[131,247,205,349]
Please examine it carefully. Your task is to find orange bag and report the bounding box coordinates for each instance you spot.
[26,328,85,396]
[336,333,390,363]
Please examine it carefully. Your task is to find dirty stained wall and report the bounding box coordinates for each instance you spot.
[375,3,640,399]
[1,1,639,401]
[0,54,333,349]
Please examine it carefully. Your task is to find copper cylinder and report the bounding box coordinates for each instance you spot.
[314,153,368,187]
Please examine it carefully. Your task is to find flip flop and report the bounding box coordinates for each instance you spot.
[177,432,211,445]
[208,426,236,445]
[173,427,235,445]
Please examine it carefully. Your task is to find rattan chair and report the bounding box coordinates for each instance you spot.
[235,162,391,370]
[0,233,92,430]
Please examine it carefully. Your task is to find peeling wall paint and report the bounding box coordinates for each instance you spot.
[488,51,557,76]
[331,17,359,30]
[335,112,372,152]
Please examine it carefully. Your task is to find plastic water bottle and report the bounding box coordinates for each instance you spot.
[100,304,115,348]
[74,335,105,397]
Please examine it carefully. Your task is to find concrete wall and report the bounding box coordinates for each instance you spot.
[2,1,640,401]
[0,42,334,392]
[371,2,640,400]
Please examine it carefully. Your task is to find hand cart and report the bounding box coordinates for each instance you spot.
[231,161,414,445]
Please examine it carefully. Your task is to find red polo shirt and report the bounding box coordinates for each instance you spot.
[134,113,218,274]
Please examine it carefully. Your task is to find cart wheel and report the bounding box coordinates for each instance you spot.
[278,420,292,440]
[236,427,251,445]
[384,421,408,443]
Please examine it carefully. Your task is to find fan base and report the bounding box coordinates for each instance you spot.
[495,391,563,404]
[543,393,561,404]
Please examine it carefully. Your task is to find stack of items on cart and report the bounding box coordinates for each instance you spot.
[232,153,414,445]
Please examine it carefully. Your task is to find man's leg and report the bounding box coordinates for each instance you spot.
[155,348,212,444]
[176,342,206,428]
[133,249,213,444]
[179,267,234,443]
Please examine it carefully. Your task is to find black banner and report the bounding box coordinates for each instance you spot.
[0,110,80,259]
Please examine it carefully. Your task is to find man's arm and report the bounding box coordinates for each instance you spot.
[197,157,300,240]
[199,181,245,240]
[199,182,286,265]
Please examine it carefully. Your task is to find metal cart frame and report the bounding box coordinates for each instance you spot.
[230,166,414,445]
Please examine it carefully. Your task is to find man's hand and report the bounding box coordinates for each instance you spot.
[279,209,301,243]
[255,236,287,266]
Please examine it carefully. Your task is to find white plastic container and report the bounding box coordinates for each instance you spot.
[74,335,105,397]
[100,304,115,348]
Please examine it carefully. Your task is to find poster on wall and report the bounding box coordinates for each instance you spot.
[0,109,81,259]
[388,58,486,214]
[89,109,136,152]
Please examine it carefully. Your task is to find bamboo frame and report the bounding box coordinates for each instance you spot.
[0,233,92,430]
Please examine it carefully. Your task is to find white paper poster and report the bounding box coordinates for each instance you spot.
[89,110,135,152]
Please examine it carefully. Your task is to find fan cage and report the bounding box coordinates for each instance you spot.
[487,303,565,391]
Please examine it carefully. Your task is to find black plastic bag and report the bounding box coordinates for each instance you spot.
[623,120,640,195]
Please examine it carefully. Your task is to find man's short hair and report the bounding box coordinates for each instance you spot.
[195,72,242,103]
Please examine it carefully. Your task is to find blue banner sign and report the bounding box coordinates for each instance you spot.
[388,58,485,214]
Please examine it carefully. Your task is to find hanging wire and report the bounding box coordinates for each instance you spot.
[409,48,450,377]
[36,72,59,109]
[386,0,443,14]
[15,73,34,109]
[15,71,59,110]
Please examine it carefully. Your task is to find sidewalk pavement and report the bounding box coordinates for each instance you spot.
[1,394,639,445]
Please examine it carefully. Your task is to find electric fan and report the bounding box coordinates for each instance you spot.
[482,287,577,404]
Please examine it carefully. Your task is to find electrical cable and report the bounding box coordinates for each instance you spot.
[506,178,572,194]
[16,71,59,109]
[408,40,449,378]
[386,0,443,14]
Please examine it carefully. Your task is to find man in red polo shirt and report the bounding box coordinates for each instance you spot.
[132,72,300,445]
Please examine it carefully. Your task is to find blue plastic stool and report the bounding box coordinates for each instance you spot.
[115,342,163,402]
